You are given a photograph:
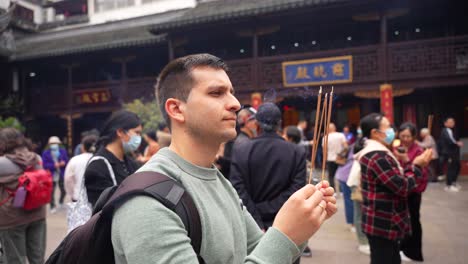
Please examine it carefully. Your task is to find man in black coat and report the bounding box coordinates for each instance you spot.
[438,117,463,192]
[230,102,306,229]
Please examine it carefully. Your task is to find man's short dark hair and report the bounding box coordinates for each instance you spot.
[155,54,229,129]
[444,116,454,123]
[285,126,301,144]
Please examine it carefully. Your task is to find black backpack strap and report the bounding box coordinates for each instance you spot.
[100,171,204,263]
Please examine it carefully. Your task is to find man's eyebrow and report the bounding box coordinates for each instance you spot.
[207,85,235,94]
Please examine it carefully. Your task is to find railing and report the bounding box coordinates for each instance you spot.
[28,35,468,114]
[388,35,468,80]
[228,45,383,92]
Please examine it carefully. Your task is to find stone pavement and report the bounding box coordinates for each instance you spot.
[45,178,468,264]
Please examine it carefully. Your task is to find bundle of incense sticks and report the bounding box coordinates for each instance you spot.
[427,114,434,134]
[308,86,334,185]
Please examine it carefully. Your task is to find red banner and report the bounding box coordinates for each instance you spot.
[380,84,394,124]
[251,93,262,110]
[75,89,111,105]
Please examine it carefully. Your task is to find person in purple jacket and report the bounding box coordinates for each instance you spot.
[42,136,69,213]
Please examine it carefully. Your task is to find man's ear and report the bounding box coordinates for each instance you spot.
[166,98,185,125]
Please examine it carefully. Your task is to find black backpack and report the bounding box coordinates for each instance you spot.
[45,171,204,264]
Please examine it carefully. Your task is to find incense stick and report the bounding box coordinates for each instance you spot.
[320,93,329,182]
[322,87,334,182]
[308,87,322,184]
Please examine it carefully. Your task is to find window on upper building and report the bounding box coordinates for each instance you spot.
[94,0,135,13]
[13,5,34,23]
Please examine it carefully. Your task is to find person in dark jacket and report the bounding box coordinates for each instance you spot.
[84,110,142,206]
[230,103,306,229]
[216,107,258,179]
[42,136,69,212]
[0,128,46,264]
[355,113,432,264]
[438,117,463,192]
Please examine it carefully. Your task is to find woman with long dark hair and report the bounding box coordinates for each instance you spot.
[396,122,428,261]
[354,113,432,264]
[84,110,142,206]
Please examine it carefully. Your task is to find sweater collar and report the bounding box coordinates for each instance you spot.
[158,148,218,181]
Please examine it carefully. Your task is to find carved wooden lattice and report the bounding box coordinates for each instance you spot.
[389,37,468,78]
[229,63,252,91]
[261,61,282,87]
[353,51,379,81]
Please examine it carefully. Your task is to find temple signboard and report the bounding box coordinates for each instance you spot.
[282,56,352,87]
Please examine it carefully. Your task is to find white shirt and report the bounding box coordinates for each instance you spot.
[447,128,457,144]
[64,152,93,201]
[324,132,347,161]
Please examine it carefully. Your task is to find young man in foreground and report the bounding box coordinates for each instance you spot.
[111,54,337,263]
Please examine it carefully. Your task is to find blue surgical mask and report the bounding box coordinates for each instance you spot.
[383,128,395,145]
[50,144,59,151]
[357,128,363,135]
[122,134,142,153]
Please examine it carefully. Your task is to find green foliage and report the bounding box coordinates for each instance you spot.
[0,116,25,132]
[124,99,163,132]
[0,94,24,116]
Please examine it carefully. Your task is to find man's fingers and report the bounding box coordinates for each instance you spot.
[320,187,335,197]
[305,188,324,207]
[294,184,317,200]
[322,195,337,205]
[316,180,330,190]
[325,202,338,217]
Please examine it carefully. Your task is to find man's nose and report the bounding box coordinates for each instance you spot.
[227,93,241,112]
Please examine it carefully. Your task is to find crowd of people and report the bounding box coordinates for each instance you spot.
[0,53,464,264]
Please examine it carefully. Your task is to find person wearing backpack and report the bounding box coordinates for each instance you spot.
[108,54,337,264]
[0,128,47,264]
[84,110,142,206]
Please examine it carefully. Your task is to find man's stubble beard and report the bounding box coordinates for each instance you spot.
[186,120,236,144]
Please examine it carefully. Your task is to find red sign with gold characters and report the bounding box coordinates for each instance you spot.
[75,89,111,105]
[380,84,394,124]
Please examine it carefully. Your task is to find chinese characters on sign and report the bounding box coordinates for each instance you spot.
[75,89,111,105]
[282,56,352,87]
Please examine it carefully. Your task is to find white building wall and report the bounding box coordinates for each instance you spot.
[88,0,196,25]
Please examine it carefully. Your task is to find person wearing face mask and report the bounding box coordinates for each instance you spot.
[84,110,142,206]
[42,136,69,213]
[394,122,428,262]
[354,113,432,264]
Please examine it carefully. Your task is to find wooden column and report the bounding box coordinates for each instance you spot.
[380,11,388,82]
[168,35,175,61]
[61,63,79,154]
[252,32,260,89]
[113,56,135,104]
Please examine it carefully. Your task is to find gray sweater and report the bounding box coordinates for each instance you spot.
[111,148,301,263]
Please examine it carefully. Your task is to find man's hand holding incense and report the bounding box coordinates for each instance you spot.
[272,183,337,246]
[316,180,337,220]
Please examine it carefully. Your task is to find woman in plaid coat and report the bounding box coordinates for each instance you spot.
[355,113,432,264]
